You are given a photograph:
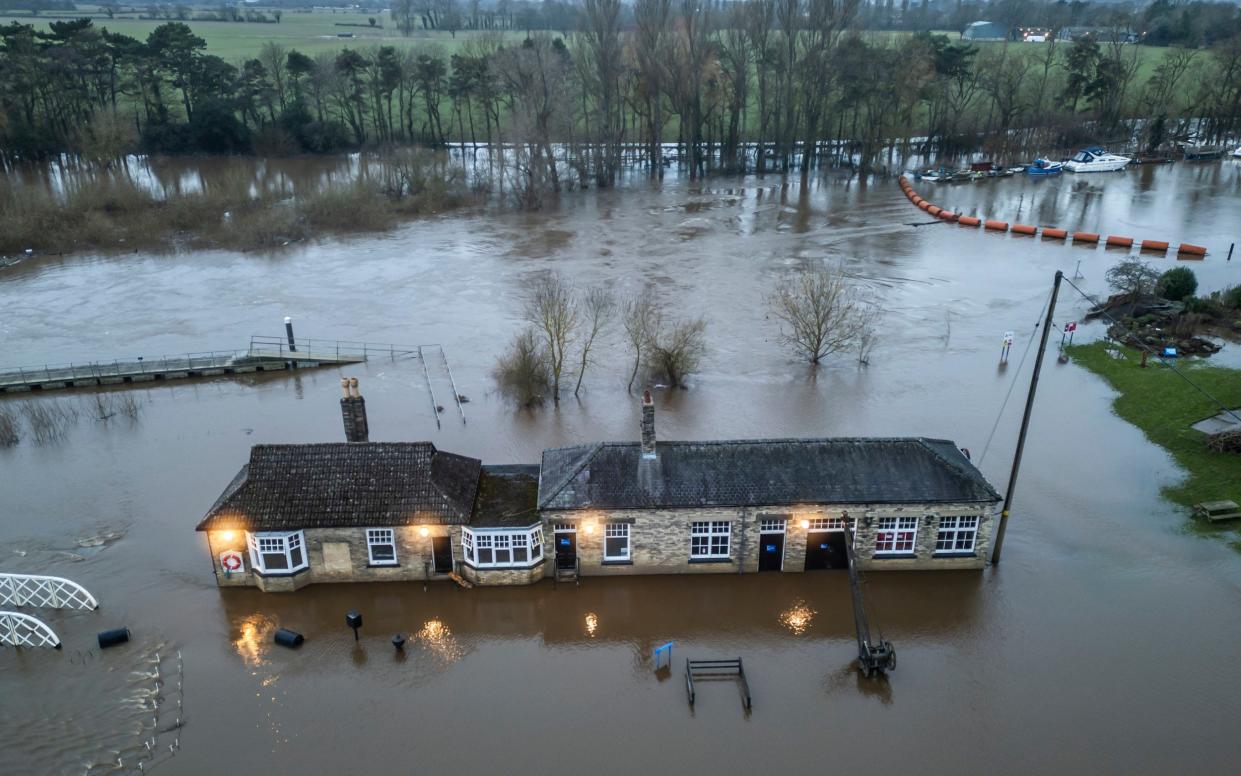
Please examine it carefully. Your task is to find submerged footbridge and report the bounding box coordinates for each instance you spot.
[0,334,420,394]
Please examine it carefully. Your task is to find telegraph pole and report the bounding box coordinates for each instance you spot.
[992,270,1062,565]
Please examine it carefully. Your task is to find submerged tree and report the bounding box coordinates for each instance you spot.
[649,316,707,388]
[493,328,552,407]
[523,271,579,403]
[573,286,615,396]
[1105,257,1161,296]
[769,265,876,365]
[622,292,661,391]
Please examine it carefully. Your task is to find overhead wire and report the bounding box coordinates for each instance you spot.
[978,287,1053,467]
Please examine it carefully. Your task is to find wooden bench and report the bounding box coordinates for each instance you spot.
[1193,501,1241,522]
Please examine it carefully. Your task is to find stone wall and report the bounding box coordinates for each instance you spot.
[541,501,996,577]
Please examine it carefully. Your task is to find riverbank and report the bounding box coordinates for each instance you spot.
[1069,341,1241,545]
[0,157,471,258]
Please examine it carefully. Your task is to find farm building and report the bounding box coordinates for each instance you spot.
[962,21,1009,41]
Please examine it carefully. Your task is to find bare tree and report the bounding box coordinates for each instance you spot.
[769,265,875,365]
[523,271,579,402]
[622,292,660,391]
[493,328,551,407]
[1105,257,1160,296]
[649,317,707,388]
[573,286,615,396]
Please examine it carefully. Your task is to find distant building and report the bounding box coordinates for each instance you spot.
[197,387,1001,592]
[962,21,1009,41]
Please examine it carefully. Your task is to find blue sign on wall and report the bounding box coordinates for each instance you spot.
[765,544,776,552]
[820,544,829,550]
[559,537,570,546]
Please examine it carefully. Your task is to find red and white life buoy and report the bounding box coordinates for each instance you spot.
[220,550,244,573]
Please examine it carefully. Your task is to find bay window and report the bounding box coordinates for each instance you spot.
[460,525,544,569]
[604,523,631,561]
[690,521,730,560]
[874,517,918,556]
[935,516,979,554]
[246,531,308,575]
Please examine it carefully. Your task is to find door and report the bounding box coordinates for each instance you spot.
[555,530,577,569]
[759,533,785,571]
[432,536,453,573]
[804,532,849,570]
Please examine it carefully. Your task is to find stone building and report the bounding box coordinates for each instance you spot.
[196,386,1000,592]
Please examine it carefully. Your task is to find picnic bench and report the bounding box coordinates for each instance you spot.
[1193,500,1241,522]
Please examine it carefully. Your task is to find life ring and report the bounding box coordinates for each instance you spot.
[220,551,243,572]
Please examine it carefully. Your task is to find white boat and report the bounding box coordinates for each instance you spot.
[1233,147,1241,158]
[1064,147,1131,172]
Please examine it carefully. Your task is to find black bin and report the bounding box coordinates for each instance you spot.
[346,611,363,630]
[273,628,304,648]
[97,628,130,649]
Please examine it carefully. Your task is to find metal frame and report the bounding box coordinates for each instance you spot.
[0,573,98,610]
[0,611,62,648]
[686,658,752,710]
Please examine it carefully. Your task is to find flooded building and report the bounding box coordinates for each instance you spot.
[197,388,1000,591]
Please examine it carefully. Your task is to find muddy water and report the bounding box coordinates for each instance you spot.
[3,161,1241,774]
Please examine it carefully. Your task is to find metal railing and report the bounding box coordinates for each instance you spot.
[247,335,421,361]
[0,351,250,386]
[0,611,61,648]
[0,572,99,610]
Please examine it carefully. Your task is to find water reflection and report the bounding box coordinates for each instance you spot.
[778,599,817,635]
[232,614,276,669]
[585,612,599,638]
[414,618,465,665]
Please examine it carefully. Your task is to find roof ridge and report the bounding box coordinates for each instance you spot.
[915,439,1001,500]
[538,442,604,509]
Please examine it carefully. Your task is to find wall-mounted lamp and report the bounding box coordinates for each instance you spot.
[220,530,235,542]
[419,526,430,538]
[799,519,810,530]
[583,521,596,535]
[924,515,935,527]
[862,514,872,528]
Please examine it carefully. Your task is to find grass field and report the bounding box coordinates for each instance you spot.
[0,7,505,59]
[1069,341,1241,549]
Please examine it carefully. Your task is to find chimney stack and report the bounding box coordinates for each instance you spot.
[340,377,369,443]
[640,389,656,458]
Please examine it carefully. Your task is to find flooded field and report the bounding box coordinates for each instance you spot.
[3,160,1241,773]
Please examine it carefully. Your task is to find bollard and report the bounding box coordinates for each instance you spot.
[97,628,130,649]
[273,628,304,648]
[392,634,406,651]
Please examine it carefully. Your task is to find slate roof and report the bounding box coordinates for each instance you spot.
[196,443,482,531]
[472,465,541,527]
[538,438,1000,511]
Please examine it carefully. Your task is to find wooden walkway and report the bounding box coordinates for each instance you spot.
[0,336,413,393]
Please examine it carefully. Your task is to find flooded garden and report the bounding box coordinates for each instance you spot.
[3,159,1241,773]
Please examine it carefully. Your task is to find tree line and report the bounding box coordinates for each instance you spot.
[3,1,1241,187]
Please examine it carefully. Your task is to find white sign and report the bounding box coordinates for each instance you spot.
[219,550,244,574]
[1003,331,1015,346]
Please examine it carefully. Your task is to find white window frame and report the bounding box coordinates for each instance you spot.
[460,525,544,569]
[690,521,731,560]
[935,515,979,554]
[874,516,918,556]
[807,517,853,531]
[246,530,308,575]
[366,528,398,566]
[759,518,786,533]
[604,523,631,561]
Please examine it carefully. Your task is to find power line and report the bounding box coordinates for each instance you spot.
[979,288,1052,467]
[1060,275,1241,426]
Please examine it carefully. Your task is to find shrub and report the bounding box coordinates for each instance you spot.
[1105,258,1160,296]
[1157,266,1197,301]
[1223,285,1241,310]
[648,317,707,388]
[493,329,551,407]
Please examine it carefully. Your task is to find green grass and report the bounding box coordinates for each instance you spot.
[1069,341,1241,549]
[0,8,504,60]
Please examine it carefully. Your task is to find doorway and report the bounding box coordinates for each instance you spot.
[554,528,577,569]
[432,536,453,573]
[804,532,849,570]
[759,532,785,571]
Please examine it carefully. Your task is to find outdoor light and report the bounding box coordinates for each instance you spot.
[419,526,430,538]
[800,519,810,530]
[220,530,235,542]
[584,521,596,535]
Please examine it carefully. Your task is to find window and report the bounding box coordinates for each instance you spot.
[759,518,786,533]
[366,528,397,565]
[874,517,918,556]
[807,517,851,531]
[935,516,979,554]
[690,521,730,559]
[604,523,630,561]
[460,526,544,569]
[246,531,308,575]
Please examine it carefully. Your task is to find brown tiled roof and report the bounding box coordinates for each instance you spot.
[196,443,481,531]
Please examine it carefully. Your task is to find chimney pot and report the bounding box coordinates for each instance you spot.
[640,389,656,458]
[340,377,369,443]
[341,377,350,398]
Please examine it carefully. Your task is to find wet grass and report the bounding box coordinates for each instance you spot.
[1068,341,1241,548]
[0,158,471,257]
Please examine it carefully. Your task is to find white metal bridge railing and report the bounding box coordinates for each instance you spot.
[0,611,61,648]
[0,573,99,611]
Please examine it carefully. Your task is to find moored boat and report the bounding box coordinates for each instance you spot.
[1233,146,1241,158]
[1064,147,1131,172]
[1181,144,1225,161]
[1026,158,1064,175]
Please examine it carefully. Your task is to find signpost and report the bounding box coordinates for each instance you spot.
[653,641,674,670]
[1000,331,1015,363]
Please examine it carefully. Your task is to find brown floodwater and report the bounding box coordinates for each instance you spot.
[3,160,1241,774]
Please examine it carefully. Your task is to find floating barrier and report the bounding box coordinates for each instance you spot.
[897,176,1208,257]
